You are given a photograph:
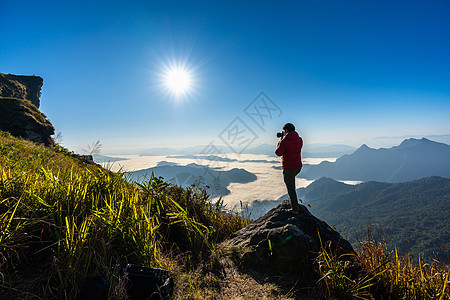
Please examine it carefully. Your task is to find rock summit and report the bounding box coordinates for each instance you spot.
[225,200,354,276]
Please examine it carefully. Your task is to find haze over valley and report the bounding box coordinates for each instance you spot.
[98,137,450,212]
[99,153,328,209]
[98,137,450,259]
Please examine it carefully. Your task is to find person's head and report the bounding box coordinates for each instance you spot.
[283,123,295,133]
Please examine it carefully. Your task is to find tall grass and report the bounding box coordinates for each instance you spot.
[316,230,450,299]
[2,131,449,299]
[0,132,249,299]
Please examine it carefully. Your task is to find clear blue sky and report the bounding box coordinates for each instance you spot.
[1,0,449,153]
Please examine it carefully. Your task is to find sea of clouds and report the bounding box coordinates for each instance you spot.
[100,153,340,210]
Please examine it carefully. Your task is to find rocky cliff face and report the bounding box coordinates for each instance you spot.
[0,73,43,108]
[0,72,54,146]
[224,200,354,276]
[0,97,55,146]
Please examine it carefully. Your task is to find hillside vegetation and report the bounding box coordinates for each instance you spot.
[0,131,253,299]
[0,131,449,299]
[300,177,450,259]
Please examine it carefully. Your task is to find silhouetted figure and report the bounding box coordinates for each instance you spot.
[275,123,303,212]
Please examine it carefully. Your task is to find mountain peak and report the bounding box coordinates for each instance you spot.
[355,144,372,152]
[225,200,354,274]
[299,137,450,182]
[398,137,432,147]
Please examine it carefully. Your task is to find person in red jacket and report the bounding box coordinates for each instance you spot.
[275,123,303,212]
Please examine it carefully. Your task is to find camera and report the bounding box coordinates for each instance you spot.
[277,132,284,138]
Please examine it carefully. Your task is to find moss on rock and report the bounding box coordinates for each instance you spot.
[0,97,54,145]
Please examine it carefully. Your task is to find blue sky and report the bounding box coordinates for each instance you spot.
[1,0,449,153]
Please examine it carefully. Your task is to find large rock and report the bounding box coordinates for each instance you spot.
[0,97,54,146]
[225,200,354,276]
[0,73,43,108]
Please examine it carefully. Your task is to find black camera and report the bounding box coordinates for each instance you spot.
[277,132,284,138]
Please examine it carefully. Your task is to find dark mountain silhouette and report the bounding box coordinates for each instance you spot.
[127,163,257,198]
[300,138,450,182]
[250,176,450,258]
[371,134,450,148]
[290,176,450,259]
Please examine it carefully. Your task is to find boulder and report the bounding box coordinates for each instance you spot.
[224,200,354,276]
[0,73,43,108]
[0,97,54,146]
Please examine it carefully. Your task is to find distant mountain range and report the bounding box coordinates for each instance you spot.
[300,138,450,182]
[239,143,357,157]
[127,162,257,198]
[138,143,356,158]
[302,176,450,259]
[250,176,450,259]
[167,154,279,164]
[93,155,129,163]
[139,145,231,156]
[167,154,238,162]
[369,134,450,148]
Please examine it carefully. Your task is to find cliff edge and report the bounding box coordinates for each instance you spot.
[225,200,354,276]
[0,73,43,108]
[0,72,55,145]
[0,97,55,146]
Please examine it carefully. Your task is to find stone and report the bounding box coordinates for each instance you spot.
[0,72,54,145]
[0,97,54,146]
[0,73,43,108]
[224,200,354,276]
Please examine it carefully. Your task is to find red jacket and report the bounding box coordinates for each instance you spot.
[275,131,303,170]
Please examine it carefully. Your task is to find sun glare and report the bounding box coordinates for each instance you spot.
[158,62,197,100]
[154,55,199,102]
[164,67,192,95]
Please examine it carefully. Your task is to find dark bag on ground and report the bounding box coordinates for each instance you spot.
[120,264,173,300]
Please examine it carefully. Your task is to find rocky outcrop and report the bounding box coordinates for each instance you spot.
[0,72,54,145]
[224,200,354,276]
[0,97,54,146]
[0,73,43,108]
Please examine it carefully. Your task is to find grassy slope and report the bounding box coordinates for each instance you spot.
[0,131,275,299]
[0,131,448,299]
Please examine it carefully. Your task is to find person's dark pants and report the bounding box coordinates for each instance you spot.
[283,168,301,212]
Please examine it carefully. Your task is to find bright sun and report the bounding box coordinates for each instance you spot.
[163,67,193,97]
